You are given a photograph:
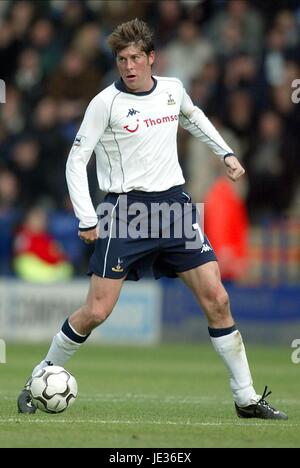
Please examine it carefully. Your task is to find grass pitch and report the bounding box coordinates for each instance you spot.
[0,343,299,448]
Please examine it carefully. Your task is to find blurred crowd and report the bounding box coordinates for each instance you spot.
[0,0,300,279]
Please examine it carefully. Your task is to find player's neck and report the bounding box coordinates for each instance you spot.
[124,76,155,94]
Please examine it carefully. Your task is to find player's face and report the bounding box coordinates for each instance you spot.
[116,44,155,93]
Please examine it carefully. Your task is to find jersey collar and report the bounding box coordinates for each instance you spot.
[115,77,157,96]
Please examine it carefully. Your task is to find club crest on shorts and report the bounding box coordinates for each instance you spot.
[112,257,124,272]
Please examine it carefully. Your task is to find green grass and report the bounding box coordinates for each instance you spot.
[0,343,299,448]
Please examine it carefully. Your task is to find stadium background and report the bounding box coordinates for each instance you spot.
[0,0,299,449]
[1,0,299,345]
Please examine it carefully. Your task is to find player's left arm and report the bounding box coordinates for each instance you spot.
[224,154,245,181]
[179,86,244,180]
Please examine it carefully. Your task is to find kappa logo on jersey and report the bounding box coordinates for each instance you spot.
[126,108,140,117]
[112,257,124,272]
[167,93,176,105]
[124,108,141,132]
[201,243,212,253]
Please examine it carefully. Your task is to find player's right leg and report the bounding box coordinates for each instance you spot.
[17,274,124,413]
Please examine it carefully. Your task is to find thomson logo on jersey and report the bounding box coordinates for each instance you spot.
[123,114,178,133]
[124,119,140,133]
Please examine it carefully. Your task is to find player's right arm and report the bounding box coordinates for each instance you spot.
[66,96,109,241]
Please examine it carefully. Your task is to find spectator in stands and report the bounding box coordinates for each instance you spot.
[29,18,63,76]
[223,90,256,157]
[204,176,249,281]
[0,85,25,135]
[31,97,69,206]
[48,48,102,102]
[207,0,264,59]
[0,167,20,212]
[149,0,183,47]
[8,136,44,208]
[0,168,20,275]
[188,61,221,113]
[0,19,21,81]
[163,19,215,89]
[71,23,113,76]
[9,0,35,43]
[14,48,45,109]
[13,206,73,282]
[245,110,296,221]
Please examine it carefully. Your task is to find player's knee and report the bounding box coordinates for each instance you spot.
[88,300,112,325]
[205,288,230,318]
[214,290,230,317]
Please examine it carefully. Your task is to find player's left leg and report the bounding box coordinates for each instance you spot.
[178,261,256,405]
[177,261,288,420]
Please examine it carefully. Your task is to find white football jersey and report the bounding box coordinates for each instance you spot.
[66,76,234,228]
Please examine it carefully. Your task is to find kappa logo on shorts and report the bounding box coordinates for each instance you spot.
[201,243,212,253]
[112,257,124,272]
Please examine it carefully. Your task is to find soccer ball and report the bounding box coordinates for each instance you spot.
[29,365,78,413]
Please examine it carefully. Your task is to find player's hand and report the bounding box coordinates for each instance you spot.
[78,226,99,244]
[224,155,245,182]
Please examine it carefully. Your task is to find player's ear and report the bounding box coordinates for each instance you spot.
[148,50,155,66]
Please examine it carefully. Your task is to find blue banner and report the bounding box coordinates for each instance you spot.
[161,279,300,323]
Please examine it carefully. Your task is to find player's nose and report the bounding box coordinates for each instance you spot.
[126,59,135,69]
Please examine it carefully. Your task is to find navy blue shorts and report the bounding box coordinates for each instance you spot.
[88,185,216,281]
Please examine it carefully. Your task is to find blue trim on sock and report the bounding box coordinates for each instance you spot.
[208,325,237,338]
[61,319,90,343]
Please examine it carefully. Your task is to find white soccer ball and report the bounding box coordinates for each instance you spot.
[30,365,78,413]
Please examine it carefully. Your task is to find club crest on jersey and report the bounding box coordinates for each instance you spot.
[167,93,176,105]
[112,257,124,272]
[126,108,140,117]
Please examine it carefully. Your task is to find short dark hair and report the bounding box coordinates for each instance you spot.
[107,18,154,56]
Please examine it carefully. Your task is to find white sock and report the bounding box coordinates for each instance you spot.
[210,329,258,407]
[31,329,84,377]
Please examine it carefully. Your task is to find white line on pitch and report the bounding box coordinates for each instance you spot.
[0,418,298,428]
